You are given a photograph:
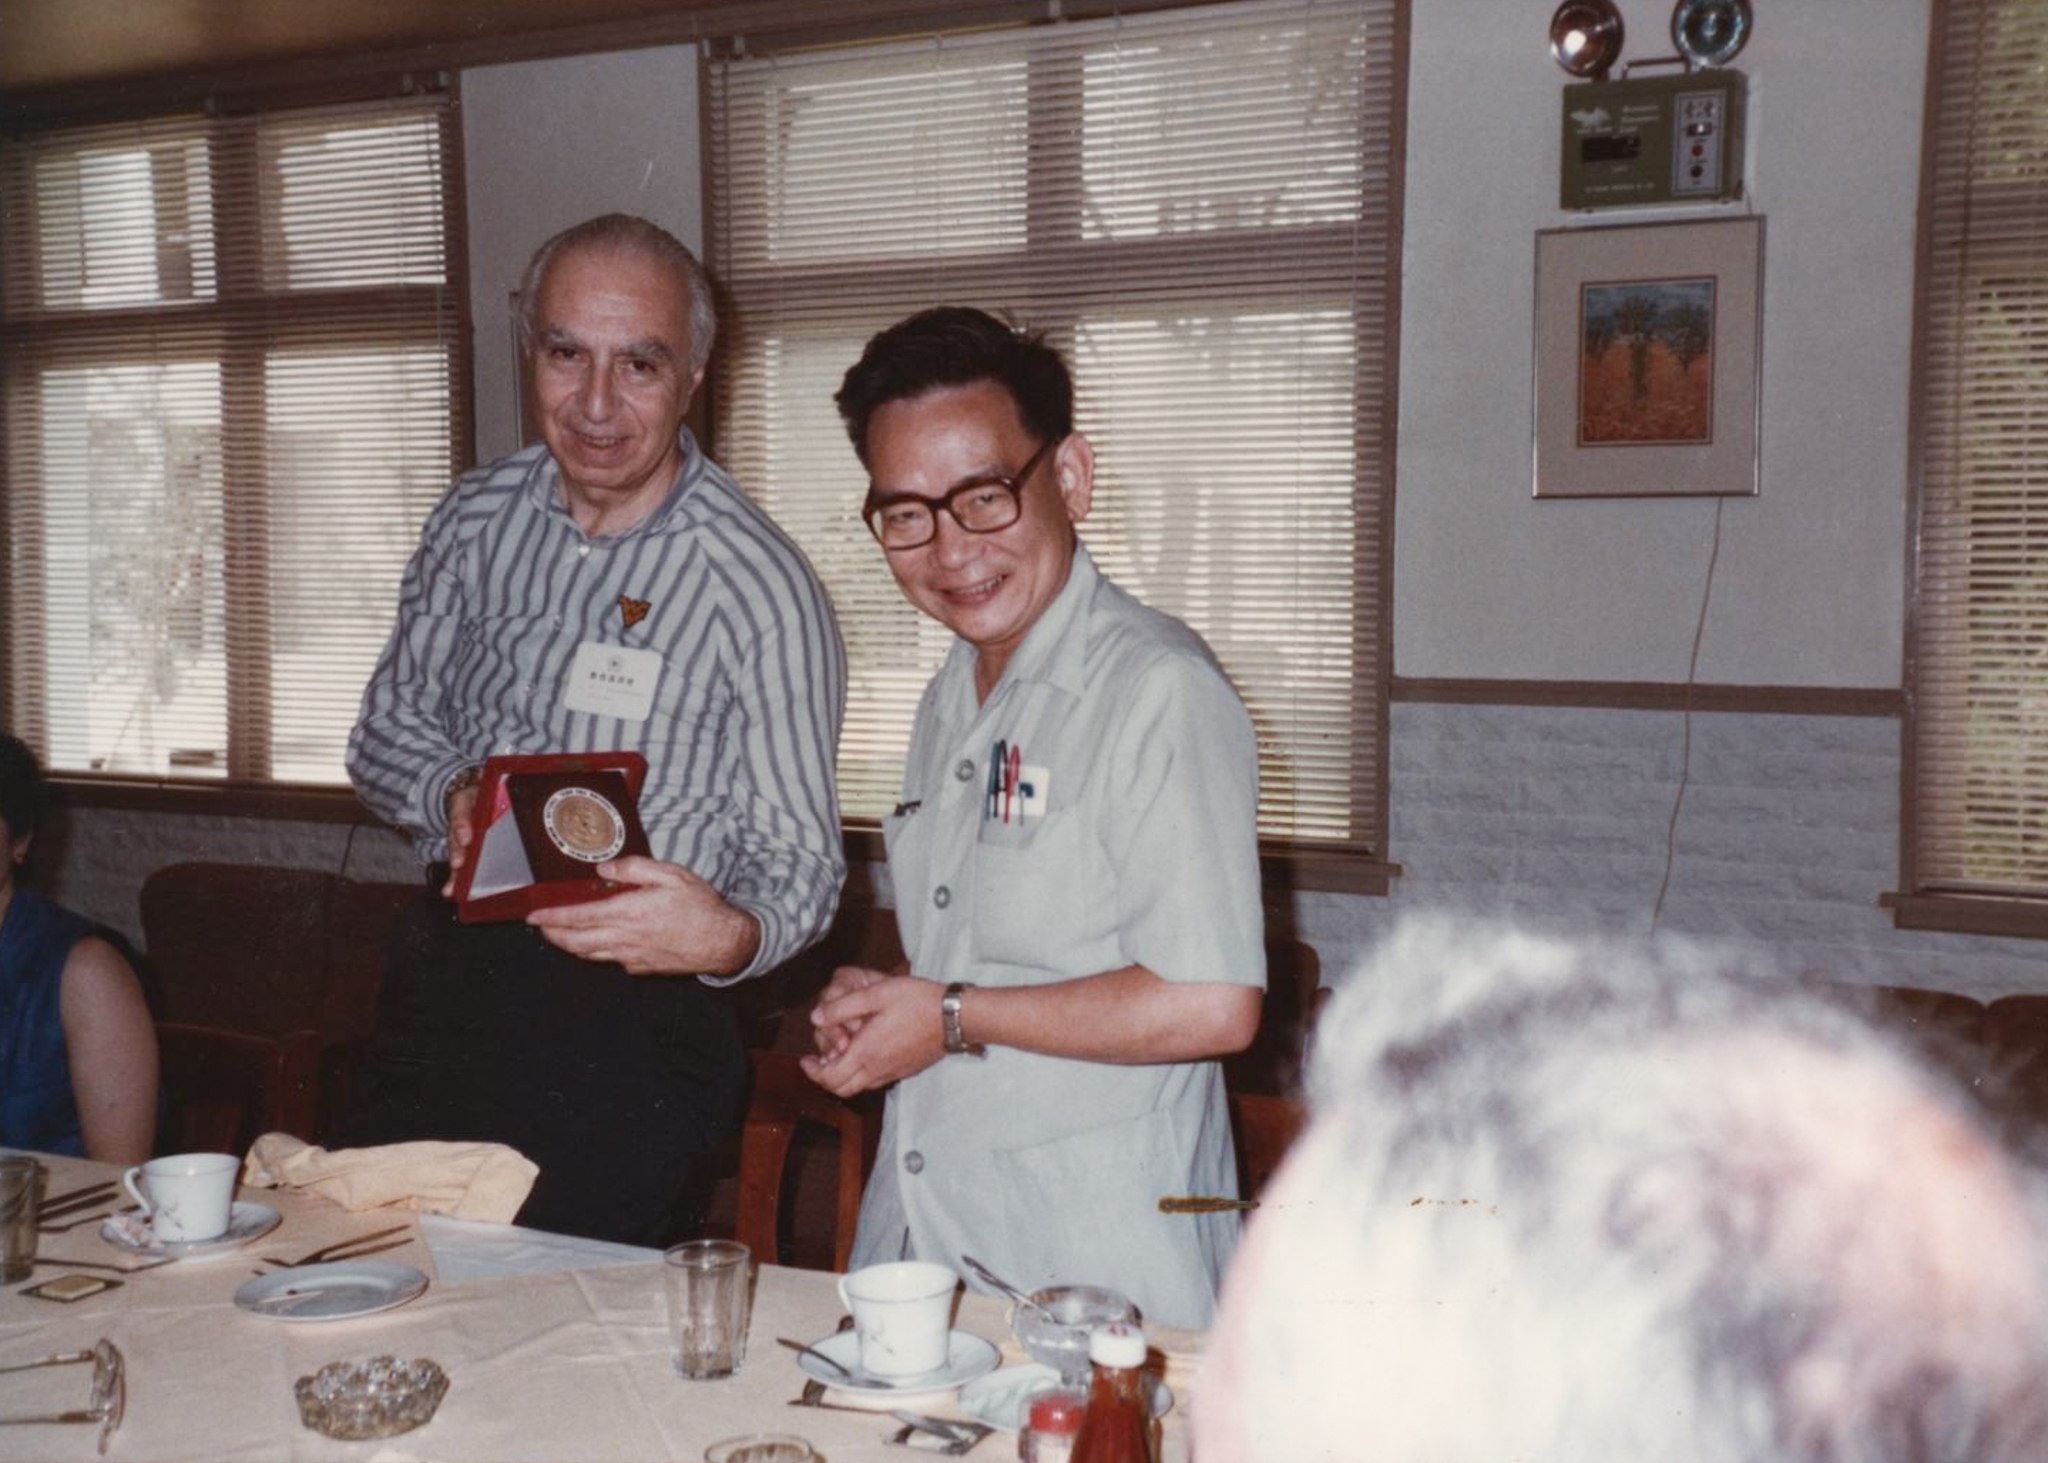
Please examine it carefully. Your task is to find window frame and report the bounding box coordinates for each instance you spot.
[0,76,475,793]
[704,1,1407,896]
[1894,0,2048,939]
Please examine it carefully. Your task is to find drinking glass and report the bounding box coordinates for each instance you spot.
[664,1239,752,1379]
[0,1158,42,1283]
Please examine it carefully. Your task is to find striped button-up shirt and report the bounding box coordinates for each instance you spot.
[347,428,847,979]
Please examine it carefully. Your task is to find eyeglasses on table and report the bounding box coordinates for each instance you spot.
[0,1337,126,1454]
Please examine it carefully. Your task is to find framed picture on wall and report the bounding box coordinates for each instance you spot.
[1532,215,1762,498]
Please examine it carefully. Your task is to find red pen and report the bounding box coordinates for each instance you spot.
[1006,743,1022,822]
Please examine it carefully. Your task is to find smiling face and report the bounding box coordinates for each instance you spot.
[528,243,703,534]
[866,379,1093,698]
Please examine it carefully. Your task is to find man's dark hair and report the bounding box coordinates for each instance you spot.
[834,306,1074,468]
[0,733,46,841]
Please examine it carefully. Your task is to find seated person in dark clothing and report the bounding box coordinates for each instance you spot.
[0,732,158,1165]
[341,215,845,1245]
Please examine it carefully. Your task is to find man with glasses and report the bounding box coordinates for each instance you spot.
[802,307,1264,1330]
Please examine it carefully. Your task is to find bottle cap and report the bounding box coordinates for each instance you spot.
[1026,1386,1085,1436]
[1087,1320,1147,1368]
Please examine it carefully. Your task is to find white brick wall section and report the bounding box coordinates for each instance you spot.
[36,704,2048,1000]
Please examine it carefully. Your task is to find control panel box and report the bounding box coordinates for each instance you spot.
[1562,70,1745,209]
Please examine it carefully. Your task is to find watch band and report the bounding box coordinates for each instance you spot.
[941,981,986,1058]
[442,763,484,821]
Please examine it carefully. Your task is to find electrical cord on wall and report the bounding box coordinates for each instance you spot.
[1650,496,1724,937]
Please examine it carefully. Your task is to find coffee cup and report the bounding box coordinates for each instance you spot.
[121,1152,237,1242]
[835,1260,957,1378]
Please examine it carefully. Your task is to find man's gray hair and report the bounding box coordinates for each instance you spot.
[1196,918,2048,1463]
[516,213,718,375]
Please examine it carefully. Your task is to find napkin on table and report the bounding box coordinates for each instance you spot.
[241,1132,537,1222]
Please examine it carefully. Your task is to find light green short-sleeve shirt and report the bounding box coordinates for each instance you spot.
[852,545,1265,1330]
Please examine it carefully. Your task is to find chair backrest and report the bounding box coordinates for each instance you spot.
[1223,934,1323,1096]
[734,1049,879,1272]
[154,1022,323,1155]
[1229,1089,1309,1202]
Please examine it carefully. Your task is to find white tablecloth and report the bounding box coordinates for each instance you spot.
[2,1152,1198,1461]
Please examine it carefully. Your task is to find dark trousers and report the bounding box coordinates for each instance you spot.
[339,893,746,1247]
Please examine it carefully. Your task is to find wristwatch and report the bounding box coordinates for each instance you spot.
[442,763,484,822]
[941,982,987,1058]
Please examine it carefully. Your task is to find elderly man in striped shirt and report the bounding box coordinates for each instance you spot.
[343,214,846,1245]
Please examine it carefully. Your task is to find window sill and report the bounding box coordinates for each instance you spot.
[1881,891,2048,941]
[49,774,375,825]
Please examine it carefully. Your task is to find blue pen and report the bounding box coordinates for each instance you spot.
[987,740,1006,820]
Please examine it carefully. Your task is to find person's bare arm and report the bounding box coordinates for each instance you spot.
[801,966,1259,1098]
[59,935,159,1165]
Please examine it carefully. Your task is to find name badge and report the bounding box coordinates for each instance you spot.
[563,641,662,722]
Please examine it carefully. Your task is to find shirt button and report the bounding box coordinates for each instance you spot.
[933,886,950,909]
[955,759,975,782]
[578,544,591,558]
[904,1151,925,1175]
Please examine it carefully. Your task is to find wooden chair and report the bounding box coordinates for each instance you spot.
[1222,935,1324,1097]
[1229,1089,1309,1202]
[733,1048,878,1272]
[154,1021,323,1155]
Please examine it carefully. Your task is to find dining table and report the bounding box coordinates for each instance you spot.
[1,1150,1201,1461]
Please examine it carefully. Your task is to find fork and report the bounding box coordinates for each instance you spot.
[258,1227,411,1268]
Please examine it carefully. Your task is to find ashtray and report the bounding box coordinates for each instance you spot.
[294,1355,449,1440]
[1009,1284,1139,1383]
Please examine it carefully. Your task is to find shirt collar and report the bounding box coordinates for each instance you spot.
[969,540,1098,703]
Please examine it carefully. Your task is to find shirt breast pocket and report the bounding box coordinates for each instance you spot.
[970,808,1091,967]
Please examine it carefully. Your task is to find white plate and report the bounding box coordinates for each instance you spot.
[233,1260,430,1322]
[957,1362,1173,1433]
[794,1329,1001,1411]
[101,1201,281,1259]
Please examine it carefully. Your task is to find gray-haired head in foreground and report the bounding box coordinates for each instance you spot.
[1195,919,2048,1463]
[517,214,718,375]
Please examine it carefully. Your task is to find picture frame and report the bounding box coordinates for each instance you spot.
[1532,215,1762,498]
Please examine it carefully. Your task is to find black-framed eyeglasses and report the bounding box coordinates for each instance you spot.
[862,437,1057,551]
[0,1339,126,1455]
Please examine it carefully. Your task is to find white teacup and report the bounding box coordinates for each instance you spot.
[836,1260,958,1378]
[122,1152,238,1242]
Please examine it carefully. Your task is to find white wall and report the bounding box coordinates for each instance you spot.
[1396,0,1924,687]
[462,45,704,464]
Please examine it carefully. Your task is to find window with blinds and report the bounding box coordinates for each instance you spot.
[1902,0,2048,934]
[706,0,1403,888]
[0,89,468,786]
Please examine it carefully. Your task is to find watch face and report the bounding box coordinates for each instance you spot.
[542,786,628,863]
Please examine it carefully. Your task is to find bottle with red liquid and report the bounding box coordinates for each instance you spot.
[1069,1321,1152,1463]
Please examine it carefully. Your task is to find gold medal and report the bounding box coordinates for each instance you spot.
[542,786,627,863]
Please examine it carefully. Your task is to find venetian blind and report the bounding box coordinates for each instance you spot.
[706,0,1400,877]
[0,90,467,785]
[1908,0,2048,913]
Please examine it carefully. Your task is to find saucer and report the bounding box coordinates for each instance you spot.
[793,1329,1000,1411]
[235,1260,430,1322]
[957,1362,1173,1433]
[101,1201,281,1259]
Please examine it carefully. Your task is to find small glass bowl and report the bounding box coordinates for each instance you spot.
[703,1434,819,1463]
[1009,1284,1140,1383]
[294,1355,450,1440]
